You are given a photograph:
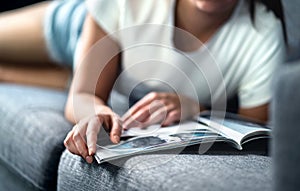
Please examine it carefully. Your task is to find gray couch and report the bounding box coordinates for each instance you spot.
[1,1,300,191]
[0,85,72,190]
[1,62,299,191]
[272,61,300,191]
[0,83,273,191]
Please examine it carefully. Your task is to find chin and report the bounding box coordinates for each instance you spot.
[194,0,238,14]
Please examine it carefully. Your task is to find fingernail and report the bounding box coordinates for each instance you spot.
[88,146,94,156]
[86,156,93,164]
[114,135,120,143]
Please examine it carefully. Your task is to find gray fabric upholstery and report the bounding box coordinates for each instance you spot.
[0,2,299,190]
[58,149,272,191]
[272,62,300,191]
[0,159,36,191]
[282,1,300,61]
[0,83,272,191]
[0,84,72,190]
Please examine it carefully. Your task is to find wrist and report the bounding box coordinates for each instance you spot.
[95,105,113,115]
[199,104,207,113]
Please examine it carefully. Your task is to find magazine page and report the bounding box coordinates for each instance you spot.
[122,121,213,137]
[95,121,225,163]
[197,113,271,149]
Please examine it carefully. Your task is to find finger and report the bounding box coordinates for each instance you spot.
[143,103,177,127]
[86,117,101,156]
[64,130,80,155]
[161,110,181,127]
[123,99,166,129]
[122,92,159,122]
[72,125,89,160]
[123,108,151,130]
[73,134,89,162]
[110,116,122,143]
[141,106,168,128]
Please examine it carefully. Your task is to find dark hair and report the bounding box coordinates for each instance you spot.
[248,0,287,43]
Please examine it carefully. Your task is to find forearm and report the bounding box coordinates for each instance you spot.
[199,104,207,114]
[238,103,269,124]
[65,92,111,124]
[63,13,121,124]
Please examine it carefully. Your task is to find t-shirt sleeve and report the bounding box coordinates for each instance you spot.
[238,20,285,108]
[85,0,121,35]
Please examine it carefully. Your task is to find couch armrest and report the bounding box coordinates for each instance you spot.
[272,61,300,191]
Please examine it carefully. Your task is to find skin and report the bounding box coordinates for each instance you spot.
[64,0,269,164]
[122,92,201,129]
[0,0,270,163]
[0,1,70,89]
[193,0,239,15]
[0,64,70,89]
[64,14,122,163]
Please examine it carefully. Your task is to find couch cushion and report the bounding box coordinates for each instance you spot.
[58,148,272,191]
[0,84,72,190]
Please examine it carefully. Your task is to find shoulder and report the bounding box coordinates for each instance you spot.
[253,1,283,35]
[86,0,174,32]
[220,0,284,58]
[231,0,282,38]
[85,0,124,34]
[122,0,174,27]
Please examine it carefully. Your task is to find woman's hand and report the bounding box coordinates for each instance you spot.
[64,110,122,164]
[122,92,200,129]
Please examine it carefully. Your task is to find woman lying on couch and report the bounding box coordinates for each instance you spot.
[0,0,286,164]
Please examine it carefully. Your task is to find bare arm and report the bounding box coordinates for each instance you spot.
[64,14,121,163]
[65,13,120,122]
[238,103,269,123]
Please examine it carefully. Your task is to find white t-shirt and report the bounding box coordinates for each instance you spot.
[86,0,285,111]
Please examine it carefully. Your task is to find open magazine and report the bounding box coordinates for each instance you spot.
[95,112,270,164]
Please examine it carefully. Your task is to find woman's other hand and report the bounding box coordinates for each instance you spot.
[122,92,200,130]
[64,111,122,164]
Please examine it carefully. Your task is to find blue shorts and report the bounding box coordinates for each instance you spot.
[44,0,86,67]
